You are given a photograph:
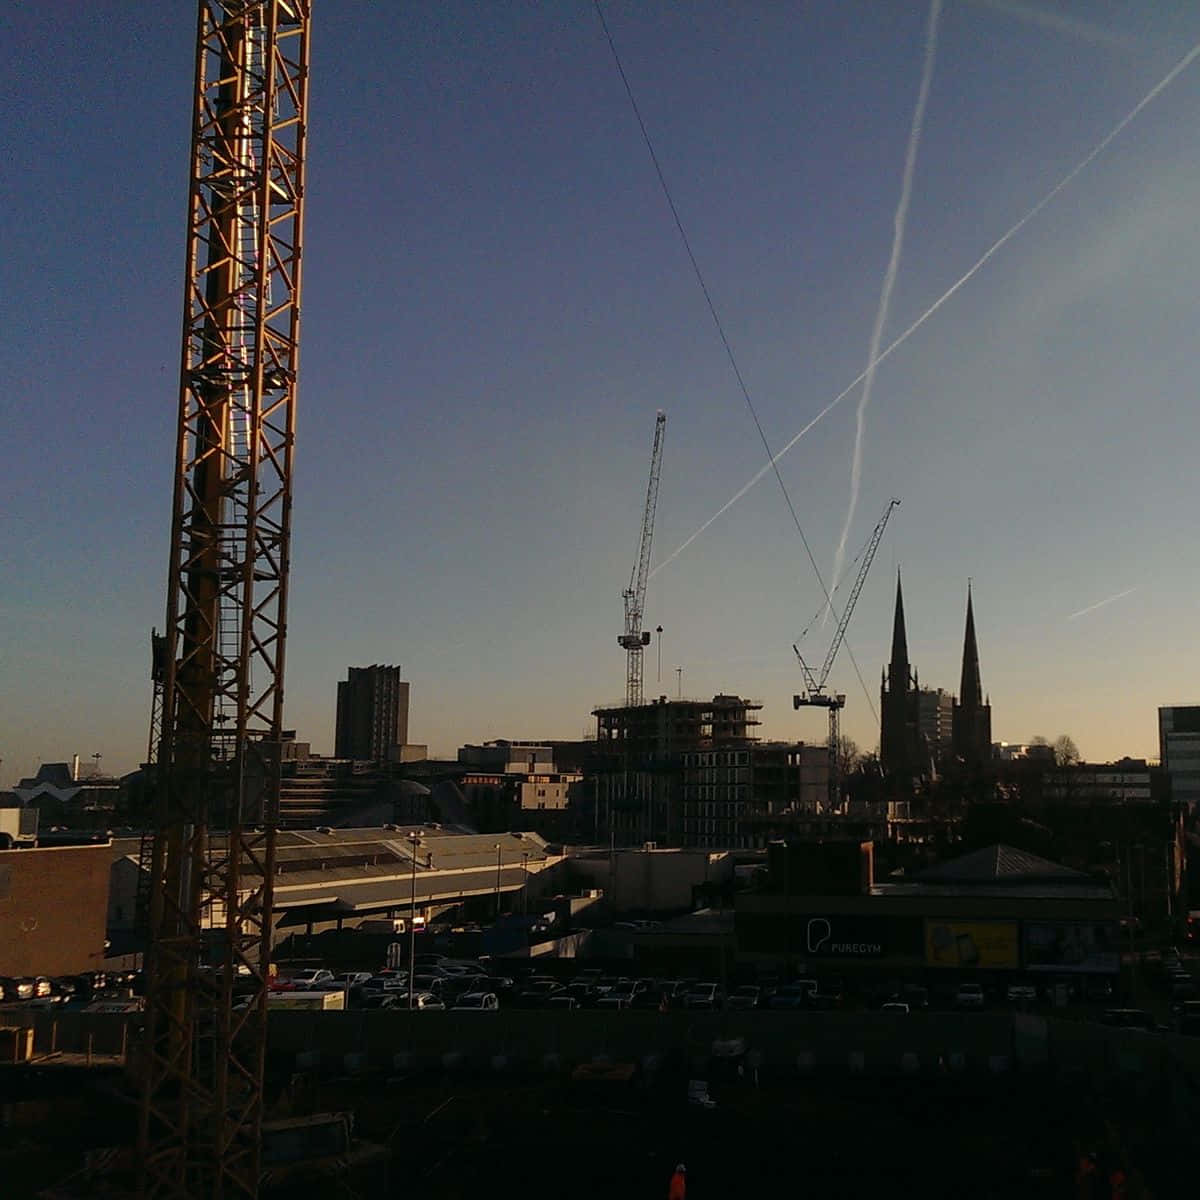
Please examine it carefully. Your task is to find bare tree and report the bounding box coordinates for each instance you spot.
[1052,735,1081,767]
[837,735,863,779]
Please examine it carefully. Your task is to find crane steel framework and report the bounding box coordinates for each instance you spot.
[138,4,310,1197]
[794,498,899,809]
[618,410,666,708]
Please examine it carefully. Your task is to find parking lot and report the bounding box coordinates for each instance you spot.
[269,941,1200,1032]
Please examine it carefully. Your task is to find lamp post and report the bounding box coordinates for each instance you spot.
[407,831,421,1010]
[494,842,503,921]
[521,850,529,916]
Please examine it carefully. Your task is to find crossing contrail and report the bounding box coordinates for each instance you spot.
[1068,587,1137,621]
[649,34,1200,580]
[828,0,942,616]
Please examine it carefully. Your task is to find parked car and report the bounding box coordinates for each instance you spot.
[516,979,565,1008]
[360,974,406,995]
[1006,984,1037,1003]
[609,979,649,1002]
[276,968,335,991]
[1084,978,1114,1002]
[769,981,816,1010]
[566,982,599,1007]
[546,995,580,1011]
[632,986,672,1011]
[881,1001,910,1014]
[955,983,985,1010]
[358,992,402,1011]
[0,977,35,1002]
[1100,1008,1159,1031]
[330,971,373,990]
[683,983,723,1011]
[900,985,929,1010]
[410,974,448,1000]
[595,996,631,1011]
[451,992,499,1011]
[394,991,445,1011]
[727,985,762,1011]
[48,977,81,1004]
[1175,1000,1200,1035]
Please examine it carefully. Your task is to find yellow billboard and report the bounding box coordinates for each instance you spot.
[924,920,1018,969]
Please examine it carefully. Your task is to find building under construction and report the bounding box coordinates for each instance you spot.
[591,694,761,847]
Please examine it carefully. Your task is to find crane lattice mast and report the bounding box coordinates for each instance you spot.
[618,411,666,707]
[139,4,310,1197]
[794,498,899,808]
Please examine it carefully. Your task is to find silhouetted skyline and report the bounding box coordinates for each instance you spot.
[4,3,1200,782]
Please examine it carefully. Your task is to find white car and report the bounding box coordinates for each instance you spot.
[683,983,722,1011]
[726,985,762,1011]
[881,1001,910,1014]
[955,983,985,1009]
[330,971,373,989]
[287,969,334,990]
[451,992,499,1011]
[394,991,445,1011]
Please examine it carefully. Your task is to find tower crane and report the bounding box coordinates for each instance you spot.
[139,4,310,1197]
[793,498,899,808]
[618,410,666,708]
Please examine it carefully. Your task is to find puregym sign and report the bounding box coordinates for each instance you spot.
[805,916,885,958]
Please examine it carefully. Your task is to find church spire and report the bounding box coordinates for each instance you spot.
[890,570,909,681]
[959,582,982,707]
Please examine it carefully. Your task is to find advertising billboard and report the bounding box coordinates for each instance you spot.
[924,920,1019,969]
[1022,921,1120,973]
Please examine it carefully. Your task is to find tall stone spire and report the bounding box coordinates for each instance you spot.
[959,583,982,708]
[890,571,909,680]
[881,570,918,781]
[952,582,992,771]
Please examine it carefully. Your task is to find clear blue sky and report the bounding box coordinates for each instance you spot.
[3,1,1200,784]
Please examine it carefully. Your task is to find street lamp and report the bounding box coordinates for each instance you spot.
[407,831,421,1010]
[493,842,503,921]
[521,850,530,916]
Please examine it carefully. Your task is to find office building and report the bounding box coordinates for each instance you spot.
[917,688,954,761]
[334,664,409,762]
[1159,705,1200,815]
[591,694,761,846]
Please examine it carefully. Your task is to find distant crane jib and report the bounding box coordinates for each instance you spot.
[801,498,899,696]
[628,411,666,627]
[621,411,666,706]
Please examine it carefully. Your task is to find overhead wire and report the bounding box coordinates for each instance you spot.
[590,0,878,722]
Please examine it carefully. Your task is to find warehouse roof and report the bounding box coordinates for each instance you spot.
[915,843,1091,885]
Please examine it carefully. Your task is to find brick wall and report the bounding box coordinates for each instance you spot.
[0,843,110,976]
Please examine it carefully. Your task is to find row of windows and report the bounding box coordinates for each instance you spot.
[681,751,750,768]
[683,767,750,784]
[684,802,741,819]
[682,785,747,801]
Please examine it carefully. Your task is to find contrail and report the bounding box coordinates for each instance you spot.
[1068,587,1137,621]
[967,0,1142,53]
[650,34,1200,580]
[828,0,942,615]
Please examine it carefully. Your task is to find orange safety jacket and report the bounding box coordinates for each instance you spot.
[668,1171,686,1200]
